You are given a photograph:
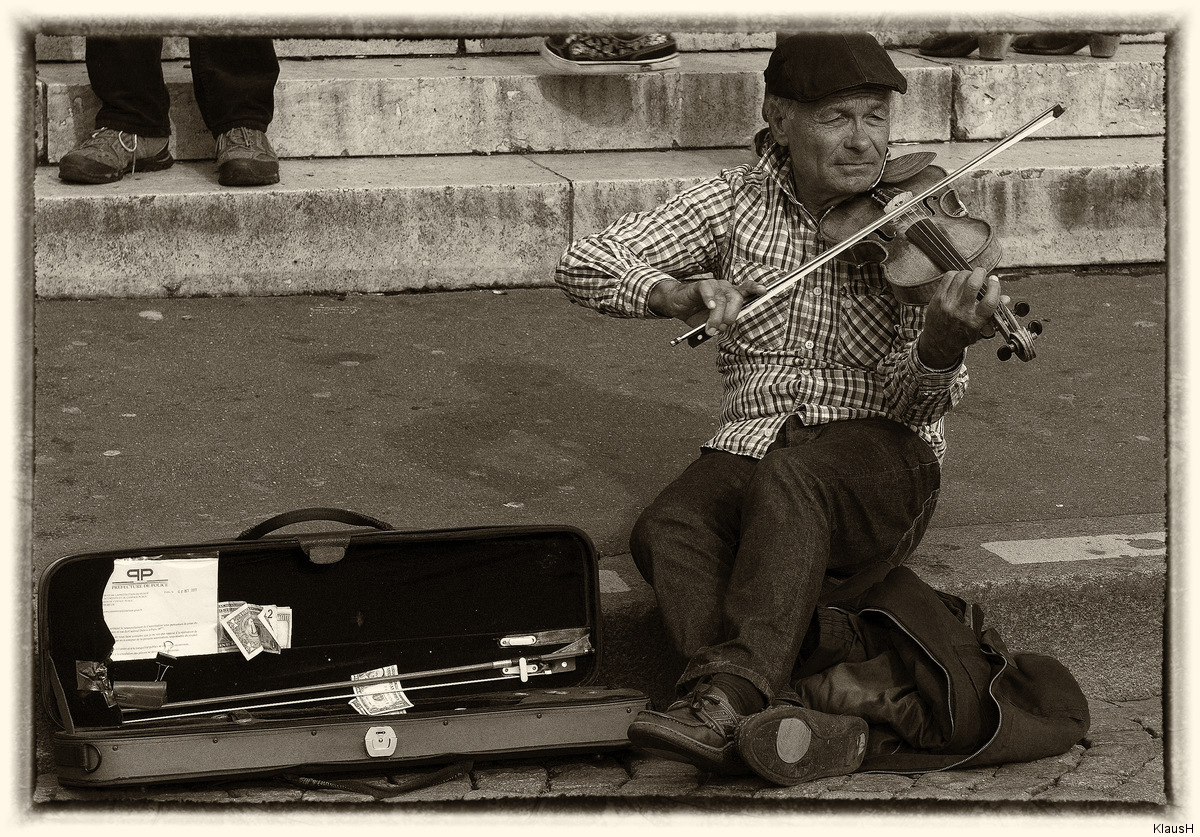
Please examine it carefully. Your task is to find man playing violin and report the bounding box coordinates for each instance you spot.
[554,32,1003,785]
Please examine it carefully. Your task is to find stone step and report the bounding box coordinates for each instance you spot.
[33,136,1164,299]
[35,45,1164,164]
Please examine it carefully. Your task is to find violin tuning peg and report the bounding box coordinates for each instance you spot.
[1029,320,1043,336]
[1013,301,1030,317]
[997,345,1013,361]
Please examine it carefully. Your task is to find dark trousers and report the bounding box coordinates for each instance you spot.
[629,416,941,702]
[86,36,279,138]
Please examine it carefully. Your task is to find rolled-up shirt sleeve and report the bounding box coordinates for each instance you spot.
[555,176,735,318]
[884,332,969,427]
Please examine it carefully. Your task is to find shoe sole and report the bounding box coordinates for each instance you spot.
[218,171,281,187]
[736,706,868,786]
[538,42,681,74]
[627,718,745,775]
[58,154,174,185]
[218,163,280,187]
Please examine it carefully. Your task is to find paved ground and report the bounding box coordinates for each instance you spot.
[18,266,1184,829]
[30,695,1164,808]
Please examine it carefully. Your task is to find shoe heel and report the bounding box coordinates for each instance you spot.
[1088,34,1121,58]
[977,34,1012,61]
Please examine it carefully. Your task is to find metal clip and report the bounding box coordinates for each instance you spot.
[155,651,177,682]
[498,627,589,648]
[501,658,539,681]
[499,635,537,647]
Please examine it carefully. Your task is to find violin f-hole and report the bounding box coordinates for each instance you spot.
[935,190,969,219]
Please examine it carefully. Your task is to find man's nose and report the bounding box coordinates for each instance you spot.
[845,119,873,149]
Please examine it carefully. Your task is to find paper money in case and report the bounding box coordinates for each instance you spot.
[219,603,263,660]
[350,665,413,716]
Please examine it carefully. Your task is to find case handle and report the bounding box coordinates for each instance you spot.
[236,507,394,541]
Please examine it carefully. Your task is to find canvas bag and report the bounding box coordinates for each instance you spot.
[790,564,1090,773]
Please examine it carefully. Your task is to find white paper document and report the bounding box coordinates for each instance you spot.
[102,554,220,661]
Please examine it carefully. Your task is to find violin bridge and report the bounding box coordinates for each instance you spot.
[881,190,914,214]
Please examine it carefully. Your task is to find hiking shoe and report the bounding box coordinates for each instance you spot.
[736,705,868,786]
[58,129,173,184]
[626,682,747,774]
[216,127,279,186]
[540,33,680,73]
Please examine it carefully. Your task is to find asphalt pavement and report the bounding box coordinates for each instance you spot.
[22,266,1178,827]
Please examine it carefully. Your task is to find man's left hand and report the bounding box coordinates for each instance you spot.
[917,267,1005,369]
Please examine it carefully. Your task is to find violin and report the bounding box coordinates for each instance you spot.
[818,159,1043,362]
[672,104,1064,357]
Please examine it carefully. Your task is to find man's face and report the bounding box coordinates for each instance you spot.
[768,87,893,216]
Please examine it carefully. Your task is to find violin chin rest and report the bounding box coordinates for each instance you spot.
[881,151,938,184]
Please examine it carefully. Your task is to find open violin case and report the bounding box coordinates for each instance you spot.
[38,508,649,787]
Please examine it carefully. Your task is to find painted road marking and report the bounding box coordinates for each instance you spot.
[599,569,631,593]
[982,532,1167,564]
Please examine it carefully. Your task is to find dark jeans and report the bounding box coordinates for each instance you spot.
[630,416,941,702]
[86,36,279,138]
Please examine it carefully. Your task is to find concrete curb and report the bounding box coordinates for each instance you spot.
[32,137,1164,298]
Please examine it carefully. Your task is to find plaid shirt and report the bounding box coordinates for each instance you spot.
[555,136,968,462]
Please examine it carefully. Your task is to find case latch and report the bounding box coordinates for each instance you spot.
[365,726,398,757]
[53,741,103,773]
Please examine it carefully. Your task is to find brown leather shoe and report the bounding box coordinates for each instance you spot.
[626,682,748,775]
[736,704,868,786]
[917,34,978,58]
[1011,32,1090,55]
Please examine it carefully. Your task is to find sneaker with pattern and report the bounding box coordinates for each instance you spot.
[540,33,680,73]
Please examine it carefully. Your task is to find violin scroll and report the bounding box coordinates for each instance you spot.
[991,298,1043,362]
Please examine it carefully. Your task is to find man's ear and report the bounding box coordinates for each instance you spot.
[766,118,789,147]
[762,96,792,147]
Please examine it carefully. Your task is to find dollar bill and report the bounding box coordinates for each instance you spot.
[218,602,292,654]
[219,603,263,660]
[350,665,413,715]
[217,601,248,654]
[271,606,292,648]
[255,605,282,654]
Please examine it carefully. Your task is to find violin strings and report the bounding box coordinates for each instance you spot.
[906,218,972,272]
[875,188,964,272]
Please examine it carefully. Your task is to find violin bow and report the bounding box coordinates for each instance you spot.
[119,636,593,723]
[672,104,1066,348]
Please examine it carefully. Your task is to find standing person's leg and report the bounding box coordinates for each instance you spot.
[188,36,281,186]
[58,37,174,183]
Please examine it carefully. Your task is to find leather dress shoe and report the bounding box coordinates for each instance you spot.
[626,682,748,775]
[736,704,868,786]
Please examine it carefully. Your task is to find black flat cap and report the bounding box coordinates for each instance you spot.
[765,33,907,102]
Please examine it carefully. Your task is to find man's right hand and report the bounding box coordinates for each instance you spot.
[648,278,768,337]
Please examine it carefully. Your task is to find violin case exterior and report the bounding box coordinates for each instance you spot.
[38,508,649,787]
